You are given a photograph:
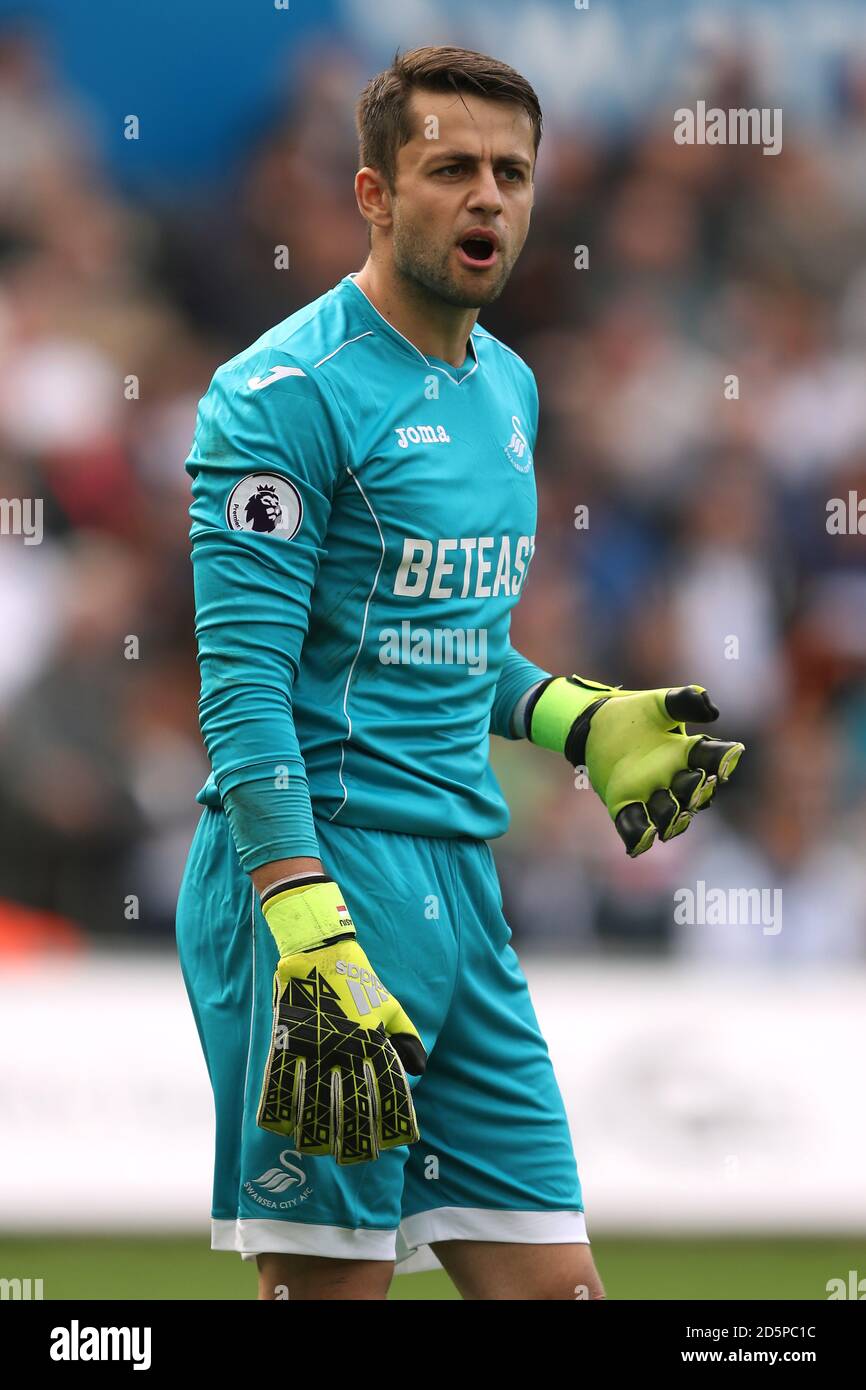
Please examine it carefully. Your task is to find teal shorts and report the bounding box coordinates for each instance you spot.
[175,805,587,1274]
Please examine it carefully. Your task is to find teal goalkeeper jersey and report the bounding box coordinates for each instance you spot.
[186,272,551,870]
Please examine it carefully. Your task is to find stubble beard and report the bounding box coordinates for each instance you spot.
[391,214,516,309]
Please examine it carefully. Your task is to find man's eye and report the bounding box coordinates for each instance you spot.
[435,163,524,180]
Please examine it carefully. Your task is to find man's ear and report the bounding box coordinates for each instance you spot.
[355,166,394,233]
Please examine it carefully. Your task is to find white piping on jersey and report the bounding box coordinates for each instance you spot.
[241,883,257,1127]
[313,330,374,369]
[346,272,480,387]
[471,326,525,363]
[329,465,387,823]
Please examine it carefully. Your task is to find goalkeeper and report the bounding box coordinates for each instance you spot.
[176,45,743,1302]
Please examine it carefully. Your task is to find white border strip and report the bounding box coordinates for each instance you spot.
[211,1208,589,1271]
[329,466,386,822]
[212,1217,397,1261]
[240,885,258,1126]
[398,1206,589,1259]
[345,272,479,386]
[313,330,374,368]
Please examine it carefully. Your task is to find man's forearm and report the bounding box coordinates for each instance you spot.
[490,642,552,740]
[511,677,546,736]
[250,857,325,894]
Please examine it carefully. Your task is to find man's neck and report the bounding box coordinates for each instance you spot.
[352,259,478,368]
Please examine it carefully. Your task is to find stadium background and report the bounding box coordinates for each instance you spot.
[1,0,864,1299]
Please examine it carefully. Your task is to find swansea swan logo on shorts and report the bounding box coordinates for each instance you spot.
[225,472,303,539]
[245,1149,313,1209]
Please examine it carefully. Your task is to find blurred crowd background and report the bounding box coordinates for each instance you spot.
[1,0,865,960]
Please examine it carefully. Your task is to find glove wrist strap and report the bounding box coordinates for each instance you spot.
[261,876,357,957]
[562,696,611,769]
[520,675,556,738]
[528,674,619,755]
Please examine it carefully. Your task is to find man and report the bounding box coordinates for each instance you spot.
[176,44,743,1301]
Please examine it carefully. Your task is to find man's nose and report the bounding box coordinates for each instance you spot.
[466,166,504,212]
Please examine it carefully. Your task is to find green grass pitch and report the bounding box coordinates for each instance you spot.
[1,1235,861,1299]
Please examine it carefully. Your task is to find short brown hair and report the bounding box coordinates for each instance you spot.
[356,45,543,192]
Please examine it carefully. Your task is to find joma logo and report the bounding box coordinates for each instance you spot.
[394,424,451,449]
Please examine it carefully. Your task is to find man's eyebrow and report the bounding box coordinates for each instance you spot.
[422,148,532,170]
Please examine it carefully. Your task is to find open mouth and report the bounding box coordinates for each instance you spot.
[457,234,498,266]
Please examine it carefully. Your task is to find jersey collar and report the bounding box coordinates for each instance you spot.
[341,272,480,385]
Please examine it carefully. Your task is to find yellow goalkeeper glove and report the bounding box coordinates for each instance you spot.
[527,676,745,857]
[257,874,427,1164]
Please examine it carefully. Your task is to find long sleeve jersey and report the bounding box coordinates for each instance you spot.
[186,272,551,871]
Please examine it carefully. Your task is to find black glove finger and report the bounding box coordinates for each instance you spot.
[257,1042,298,1135]
[688,736,745,782]
[290,1055,333,1156]
[366,1037,422,1149]
[330,1066,346,1160]
[665,685,720,724]
[648,786,693,842]
[670,767,705,811]
[647,787,679,837]
[614,802,657,857]
[390,1031,428,1077]
[362,1057,383,1157]
[332,1058,378,1165]
[369,1053,418,1158]
[692,775,718,810]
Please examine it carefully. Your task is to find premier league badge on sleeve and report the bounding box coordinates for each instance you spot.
[225,473,303,539]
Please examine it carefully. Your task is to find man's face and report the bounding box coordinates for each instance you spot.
[386,88,535,309]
